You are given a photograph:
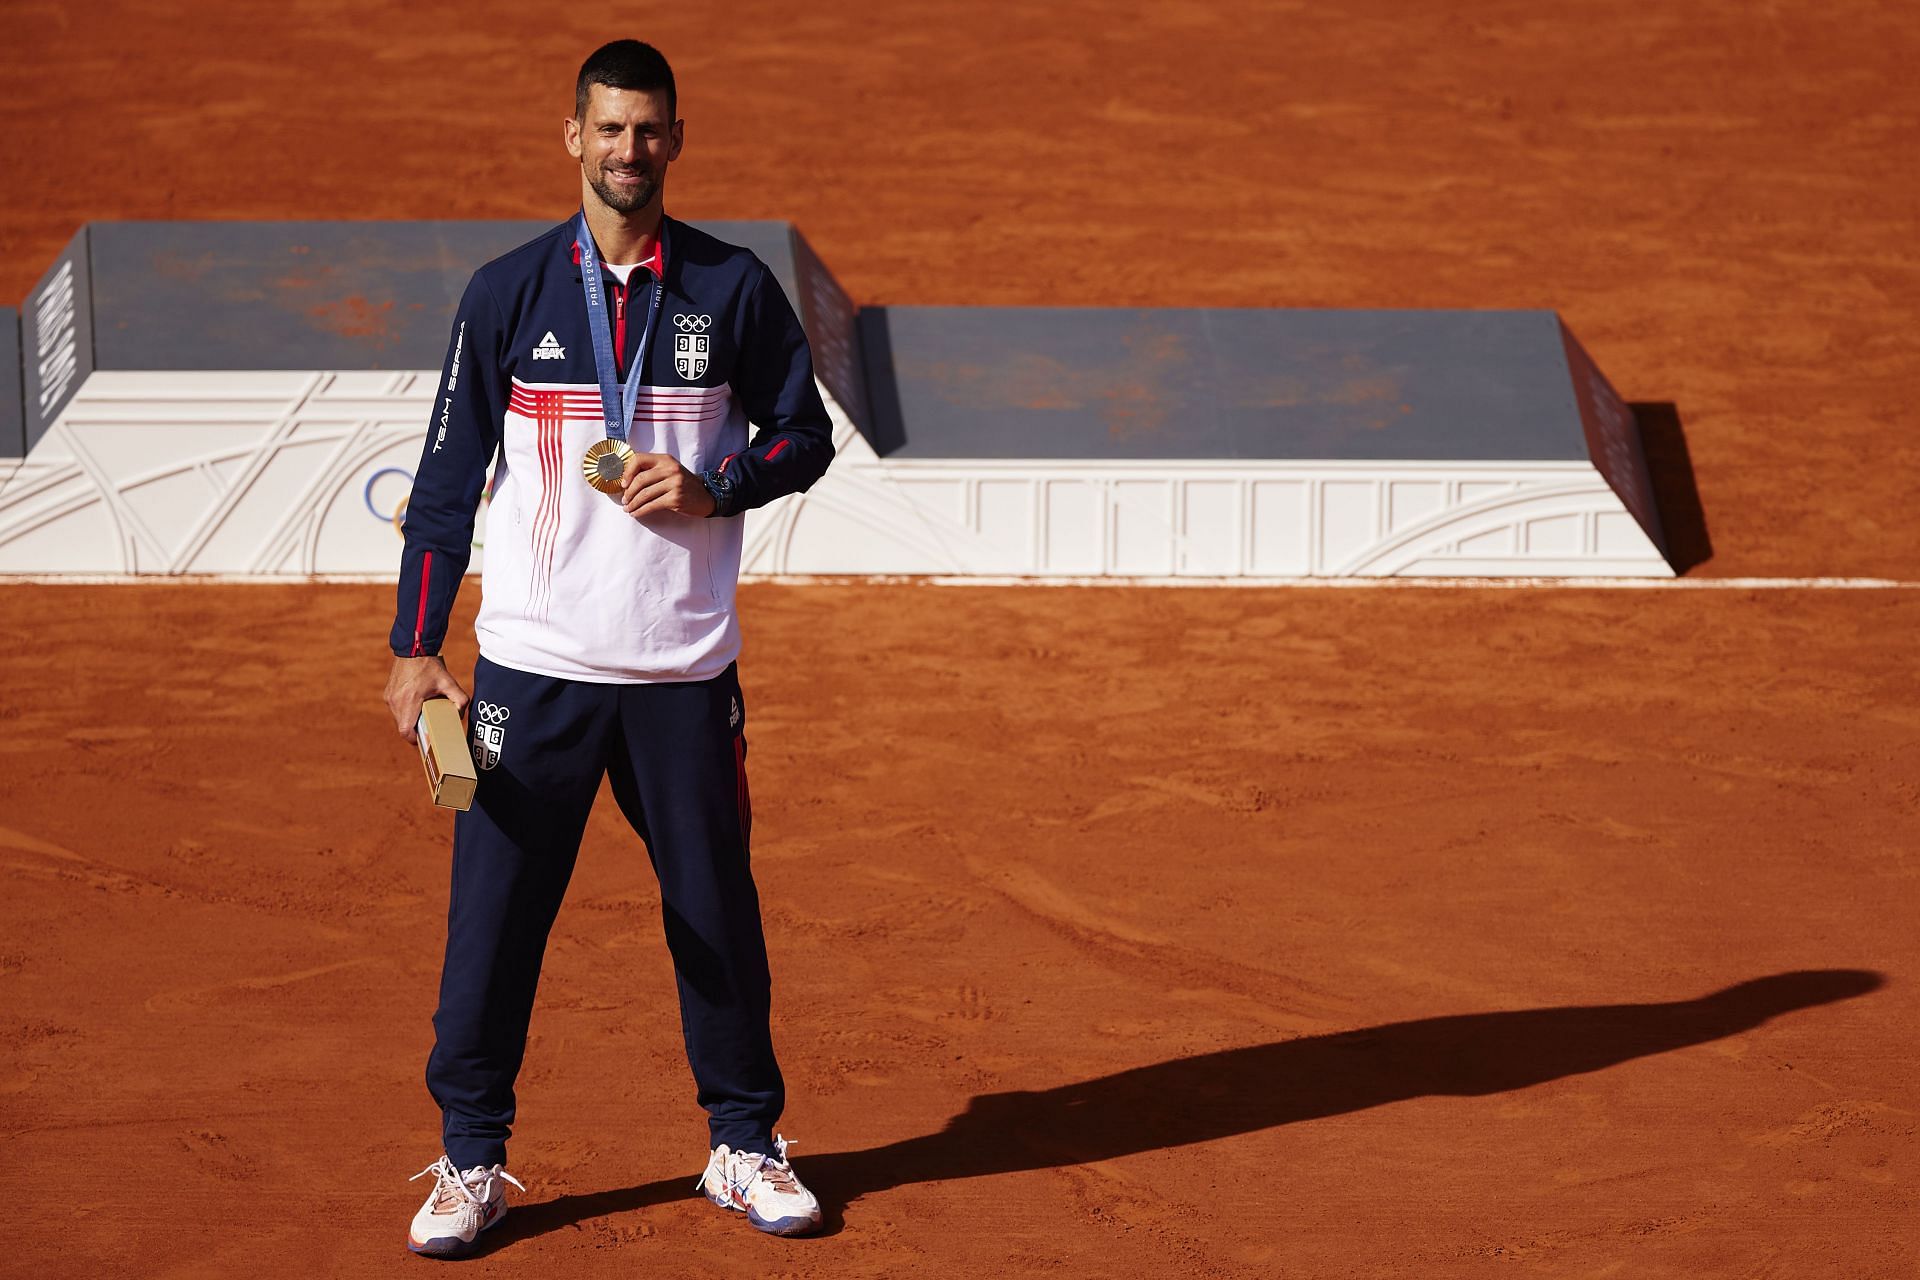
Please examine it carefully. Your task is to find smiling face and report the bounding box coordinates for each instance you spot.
[564,84,683,216]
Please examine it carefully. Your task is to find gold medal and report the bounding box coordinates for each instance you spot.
[582,438,635,495]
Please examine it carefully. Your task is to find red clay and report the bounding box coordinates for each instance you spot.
[3,1,1918,1275]
[2,583,1916,1276]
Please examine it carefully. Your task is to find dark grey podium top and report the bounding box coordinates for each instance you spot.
[11,221,1613,476]
[11,218,860,454]
[859,306,1589,462]
[83,219,805,370]
[1,308,20,457]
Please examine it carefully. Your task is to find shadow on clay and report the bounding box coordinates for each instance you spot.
[489,967,1880,1247]
[1632,400,1713,574]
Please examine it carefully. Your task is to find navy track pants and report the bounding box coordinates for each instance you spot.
[427,655,782,1169]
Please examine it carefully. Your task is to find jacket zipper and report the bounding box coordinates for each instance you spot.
[411,549,433,657]
[613,281,628,376]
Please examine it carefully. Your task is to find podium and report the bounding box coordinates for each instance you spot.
[2,221,1668,578]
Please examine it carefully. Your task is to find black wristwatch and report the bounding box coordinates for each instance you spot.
[700,467,743,518]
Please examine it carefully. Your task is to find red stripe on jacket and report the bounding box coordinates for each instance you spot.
[411,550,433,656]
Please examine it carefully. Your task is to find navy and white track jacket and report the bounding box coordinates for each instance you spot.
[388,215,835,682]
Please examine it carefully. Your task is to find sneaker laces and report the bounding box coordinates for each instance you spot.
[411,1156,526,1213]
[746,1134,802,1195]
[706,1134,803,1197]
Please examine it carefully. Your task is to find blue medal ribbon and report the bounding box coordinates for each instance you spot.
[574,209,667,443]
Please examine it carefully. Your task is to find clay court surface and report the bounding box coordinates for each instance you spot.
[3,1,1918,1275]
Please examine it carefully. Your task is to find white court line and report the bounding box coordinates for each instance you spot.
[753,574,1920,590]
[0,573,1916,590]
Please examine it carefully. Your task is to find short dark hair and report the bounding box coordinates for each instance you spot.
[575,40,676,120]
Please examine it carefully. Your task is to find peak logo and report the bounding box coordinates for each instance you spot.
[532,331,566,361]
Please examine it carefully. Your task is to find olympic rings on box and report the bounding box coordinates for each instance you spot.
[363,467,491,548]
[363,467,414,529]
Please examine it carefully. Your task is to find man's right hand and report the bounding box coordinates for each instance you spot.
[386,655,470,744]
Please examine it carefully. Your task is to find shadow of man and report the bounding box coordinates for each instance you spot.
[498,968,1880,1244]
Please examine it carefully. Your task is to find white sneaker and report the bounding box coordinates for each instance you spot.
[406,1155,525,1258]
[697,1134,822,1236]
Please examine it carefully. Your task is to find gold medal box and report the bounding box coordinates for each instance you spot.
[416,697,477,811]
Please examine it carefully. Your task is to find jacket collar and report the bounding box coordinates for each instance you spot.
[569,215,669,283]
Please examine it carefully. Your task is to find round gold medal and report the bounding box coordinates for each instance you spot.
[582,438,636,495]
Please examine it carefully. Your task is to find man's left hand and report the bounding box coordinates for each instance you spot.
[621,452,716,518]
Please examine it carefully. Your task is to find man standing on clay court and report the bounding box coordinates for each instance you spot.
[382,40,834,1257]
